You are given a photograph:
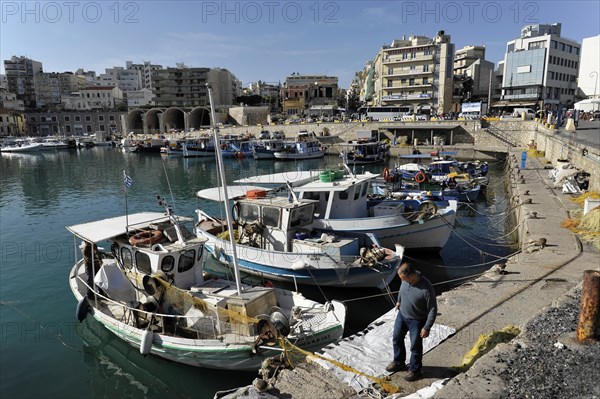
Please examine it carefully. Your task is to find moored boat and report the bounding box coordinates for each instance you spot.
[67,201,346,370]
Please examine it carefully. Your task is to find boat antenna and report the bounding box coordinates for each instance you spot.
[207,83,243,295]
[340,157,356,179]
[285,181,300,204]
[157,195,186,244]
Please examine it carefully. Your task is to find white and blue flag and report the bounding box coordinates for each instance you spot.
[123,172,133,188]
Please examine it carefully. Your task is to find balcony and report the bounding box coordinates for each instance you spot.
[382,54,435,65]
[385,82,434,90]
[384,69,434,78]
[382,93,432,101]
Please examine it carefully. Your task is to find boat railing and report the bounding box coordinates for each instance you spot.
[74,263,259,340]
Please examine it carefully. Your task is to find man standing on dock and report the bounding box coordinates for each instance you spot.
[387,263,437,381]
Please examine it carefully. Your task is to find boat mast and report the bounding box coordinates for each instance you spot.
[206,83,243,295]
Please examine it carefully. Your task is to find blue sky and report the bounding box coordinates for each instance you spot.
[1,1,599,88]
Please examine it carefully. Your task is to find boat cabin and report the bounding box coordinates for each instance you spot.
[233,196,318,252]
[68,212,207,290]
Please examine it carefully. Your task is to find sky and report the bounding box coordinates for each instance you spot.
[1,0,599,89]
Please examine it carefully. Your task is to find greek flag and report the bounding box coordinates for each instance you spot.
[123,173,133,188]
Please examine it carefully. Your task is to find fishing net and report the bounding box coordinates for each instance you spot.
[126,271,260,339]
[277,337,402,395]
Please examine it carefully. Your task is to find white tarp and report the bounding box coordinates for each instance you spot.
[315,307,456,392]
[94,261,137,305]
[574,98,600,112]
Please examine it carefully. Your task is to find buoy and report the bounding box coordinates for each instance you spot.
[246,189,267,199]
[415,171,427,183]
[76,297,89,323]
[140,328,153,355]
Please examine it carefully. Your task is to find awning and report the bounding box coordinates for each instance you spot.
[66,212,193,243]
[492,101,537,107]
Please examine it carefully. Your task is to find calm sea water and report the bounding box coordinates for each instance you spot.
[0,147,515,399]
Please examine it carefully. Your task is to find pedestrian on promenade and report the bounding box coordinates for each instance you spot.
[386,262,437,381]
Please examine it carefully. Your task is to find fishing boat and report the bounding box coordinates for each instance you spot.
[68,202,346,370]
[273,130,325,160]
[195,189,404,288]
[182,137,215,158]
[339,139,390,165]
[236,165,458,251]
[252,139,286,160]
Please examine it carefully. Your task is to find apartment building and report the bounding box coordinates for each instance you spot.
[98,67,142,92]
[34,72,79,109]
[3,56,43,109]
[126,61,163,90]
[281,73,338,115]
[151,66,238,107]
[501,23,580,110]
[62,86,124,110]
[363,31,455,116]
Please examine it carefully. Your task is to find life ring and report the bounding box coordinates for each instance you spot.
[415,171,427,183]
[383,167,391,182]
[129,230,163,246]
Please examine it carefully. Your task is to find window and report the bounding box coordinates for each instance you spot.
[75,116,81,122]
[31,116,36,122]
[85,115,91,121]
[238,203,259,223]
[409,78,415,85]
[121,248,133,269]
[423,78,429,85]
[262,207,280,228]
[135,251,152,274]
[423,64,429,72]
[411,52,416,59]
[338,191,348,200]
[99,115,104,121]
[178,249,195,272]
[161,255,175,273]
[64,116,70,122]
[387,80,393,87]
[109,115,115,121]
[290,206,312,227]
[388,68,394,75]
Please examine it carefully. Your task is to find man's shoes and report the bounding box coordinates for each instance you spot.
[403,370,423,381]
[385,362,407,373]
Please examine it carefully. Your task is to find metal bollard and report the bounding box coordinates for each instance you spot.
[577,270,600,342]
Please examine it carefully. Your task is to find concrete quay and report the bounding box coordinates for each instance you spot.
[215,149,599,399]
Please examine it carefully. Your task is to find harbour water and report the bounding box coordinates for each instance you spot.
[0,147,515,399]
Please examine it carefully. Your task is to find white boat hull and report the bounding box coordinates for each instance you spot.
[196,228,401,289]
[1,143,43,152]
[69,262,345,370]
[312,208,456,250]
[273,150,325,160]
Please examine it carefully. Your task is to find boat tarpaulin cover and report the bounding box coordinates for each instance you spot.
[94,261,137,305]
[315,308,456,392]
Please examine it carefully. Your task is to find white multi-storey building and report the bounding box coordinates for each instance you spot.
[3,56,43,109]
[501,23,580,110]
[360,31,454,116]
[62,86,124,110]
[98,67,142,92]
[126,61,163,90]
[127,88,154,107]
[578,35,600,99]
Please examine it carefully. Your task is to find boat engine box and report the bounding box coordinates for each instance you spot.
[373,203,405,217]
[226,287,277,334]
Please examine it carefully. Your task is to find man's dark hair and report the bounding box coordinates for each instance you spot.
[399,262,415,276]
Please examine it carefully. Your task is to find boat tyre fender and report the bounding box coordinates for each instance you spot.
[415,171,427,183]
[419,200,438,214]
[129,230,163,246]
[582,148,588,157]
[76,297,89,323]
[140,328,153,355]
[383,167,391,182]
